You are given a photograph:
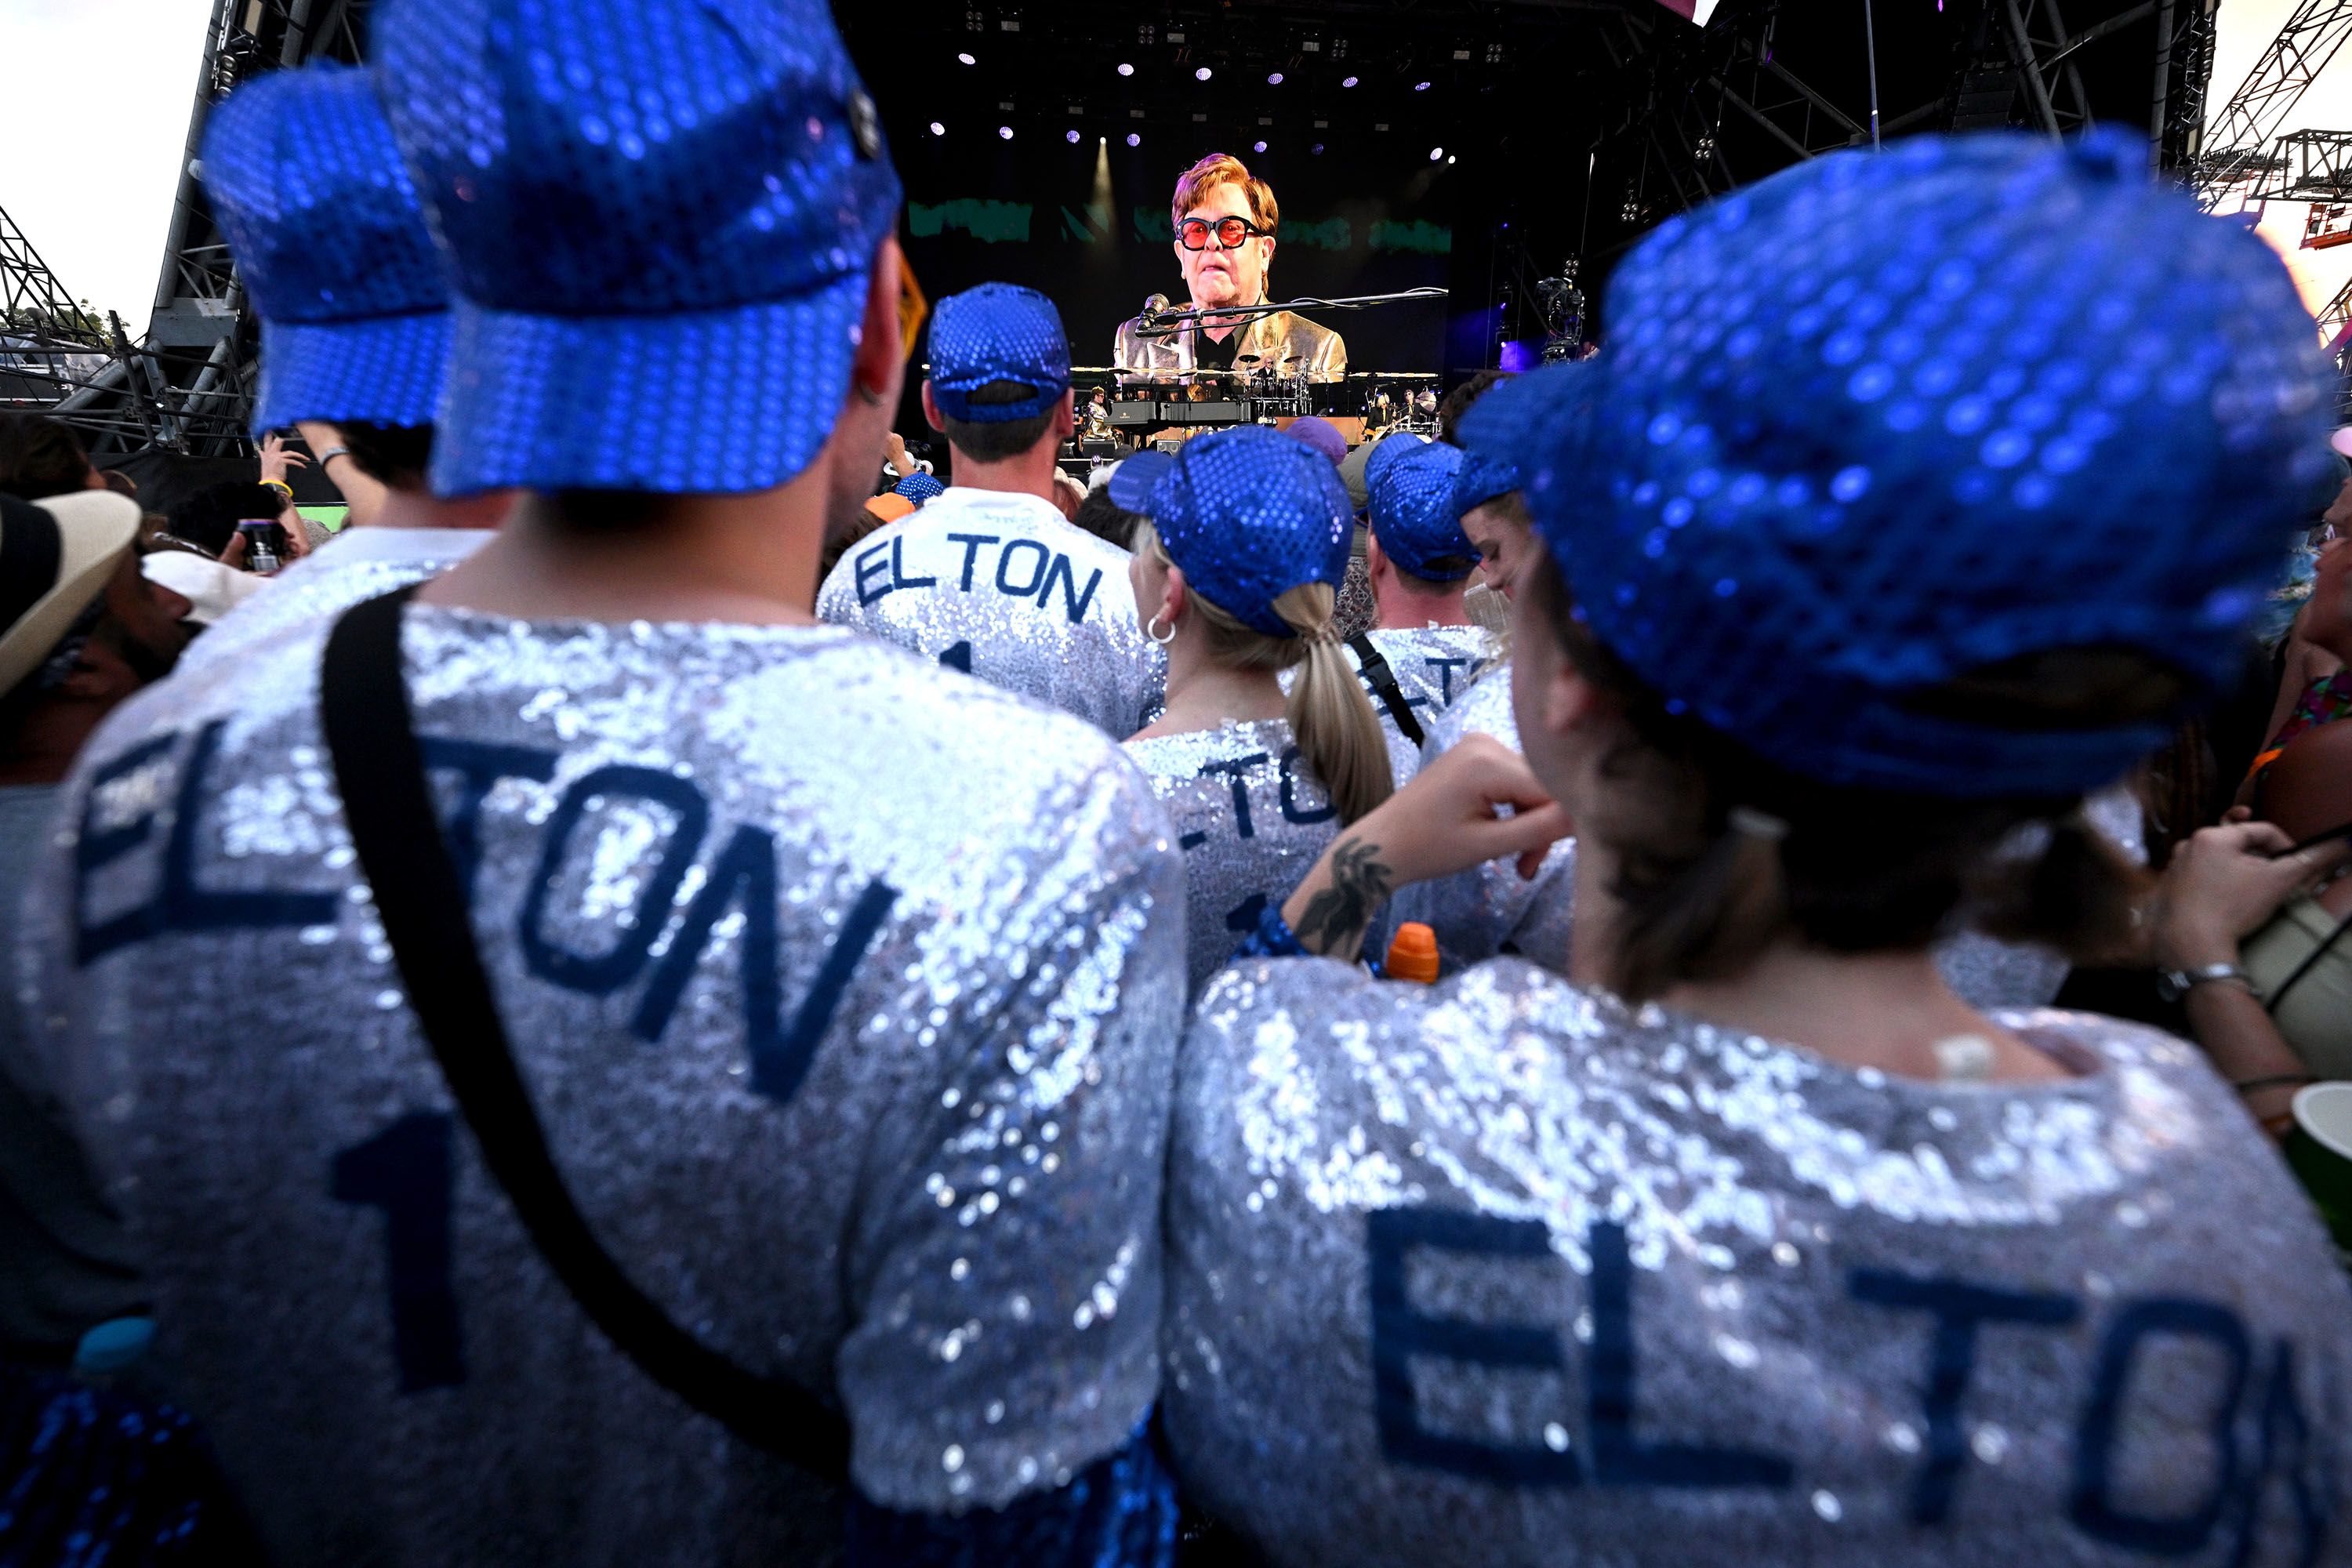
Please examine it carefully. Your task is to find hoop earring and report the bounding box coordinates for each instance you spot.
[1146,612,1176,645]
[852,377,888,407]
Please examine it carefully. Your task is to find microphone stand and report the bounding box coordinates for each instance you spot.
[1134,285,1448,340]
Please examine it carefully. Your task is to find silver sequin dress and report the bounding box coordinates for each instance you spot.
[1281,624,1494,748]
[1933,786,2149,1011]
[815,487,1164,738]
[1165,958,2352,1567]
[178,524,492,672]
[18,604,1186,1563]
[1388,659,1577,975]
[1124,717,1421,998]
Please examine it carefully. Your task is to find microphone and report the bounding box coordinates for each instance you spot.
[1141,292,1171,327]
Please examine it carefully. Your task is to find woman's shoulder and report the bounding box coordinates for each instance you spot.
[2263,713,2352,840]
[1123,717,1297,771]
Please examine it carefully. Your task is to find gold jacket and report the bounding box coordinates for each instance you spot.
[1110,307,1348,383]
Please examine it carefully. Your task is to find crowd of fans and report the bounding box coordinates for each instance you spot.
[2,0,2350,1563]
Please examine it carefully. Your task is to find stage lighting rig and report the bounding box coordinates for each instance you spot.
[1535,262,1588,362]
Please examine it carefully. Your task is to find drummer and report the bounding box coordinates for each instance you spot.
[1112,152,1347,383]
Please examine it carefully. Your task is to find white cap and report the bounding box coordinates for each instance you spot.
[142,549,267,626]
[0,488,142,696]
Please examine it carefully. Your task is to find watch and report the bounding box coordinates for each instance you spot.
[2155,961,2256,1002]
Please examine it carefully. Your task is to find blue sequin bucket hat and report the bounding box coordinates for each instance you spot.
[928,283,1070,423]
[1472,129,2336,799]
[201,63,449,435]
[1110,425,1355,638]
[373,0,902,497]
[1452,448,1522,518]
[1368,440,1473,580]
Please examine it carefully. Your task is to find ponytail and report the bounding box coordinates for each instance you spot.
[1135,522,1396,824]
[1272,587,1394,824]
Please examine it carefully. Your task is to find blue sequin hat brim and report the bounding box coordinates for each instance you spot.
[1105,450,1172,514]
[252,309,450,435]
[426,269,871,497]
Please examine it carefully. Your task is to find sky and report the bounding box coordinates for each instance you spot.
[4,0,2352,331]
[2,1,212,331]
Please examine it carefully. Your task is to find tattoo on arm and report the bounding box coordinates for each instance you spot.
[1291,837,1394,960]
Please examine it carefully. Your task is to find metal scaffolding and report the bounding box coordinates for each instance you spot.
[42,0,374,458]
[2193,0,2352,212]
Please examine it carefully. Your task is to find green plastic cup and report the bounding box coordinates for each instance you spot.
[2284,1083,2352,1258]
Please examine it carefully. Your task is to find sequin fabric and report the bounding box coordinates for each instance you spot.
[1165,960,2352,1566]
[198,63,449,432]
[1367,442,1474,580]
[17,604,1185,1560]
[1464,130,2337,798]
[1933,785,2147,1011]
[1278,625,1494,750]
[172,528,493,676]
[1124,718,1420,997]
[1453,448,1520,519]
[1109,428,1355,641]
[927,284,1072,424]
[371,0,903,497]
[1388,660,1576,977]
[815,488,1164,738]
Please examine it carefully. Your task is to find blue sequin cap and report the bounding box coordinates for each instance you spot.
[894,470,946,504]
[200,63,449,434]
[1476,130,2335,798]
[1452,448,1522,517]
[927,283,1071,423]
[372,0,902,497]
[1368,441,1474,580]
[1109,426,1354,639]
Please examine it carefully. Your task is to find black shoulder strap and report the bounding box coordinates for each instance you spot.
[319,586,851,1481]
[1346,632,1425,748]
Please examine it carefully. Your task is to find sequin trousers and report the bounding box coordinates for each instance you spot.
[19,604,1187,1563]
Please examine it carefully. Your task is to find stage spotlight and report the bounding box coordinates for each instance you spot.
[1312,142,1325,154]
[1414,81,1431,91]
[1117,62,1134,76]
[1341,76,1358,88]
[1066,129,1080,143]
[1429,147,1443,161]
[929,121,946,136]
[1254,140,1267,152]
[1446,154,1457,165]
[1127,132,1142,146]
[998,125,1014,139]
[1195,66,1212,81]
[957,51,975,64]
[1267,71,1283,85]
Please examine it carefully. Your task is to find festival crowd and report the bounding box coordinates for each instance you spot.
[2,0,2350,1563]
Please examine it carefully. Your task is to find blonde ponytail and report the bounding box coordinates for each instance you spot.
[1272,587,1394,824]
[1135,522,1396,825]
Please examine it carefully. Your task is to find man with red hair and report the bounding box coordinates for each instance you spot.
[1112,151,1347,382]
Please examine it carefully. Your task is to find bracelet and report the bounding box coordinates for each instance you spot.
[2233,1073,2315,1097]
[315,445,352,466]
[2155,961,2255,1002]
[258,477,294,499]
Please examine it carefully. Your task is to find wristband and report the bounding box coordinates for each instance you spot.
[259,477,294,500]
[316,445,353,466]
[2155,961,2254,1002]
[2232,1073,2315,1097]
